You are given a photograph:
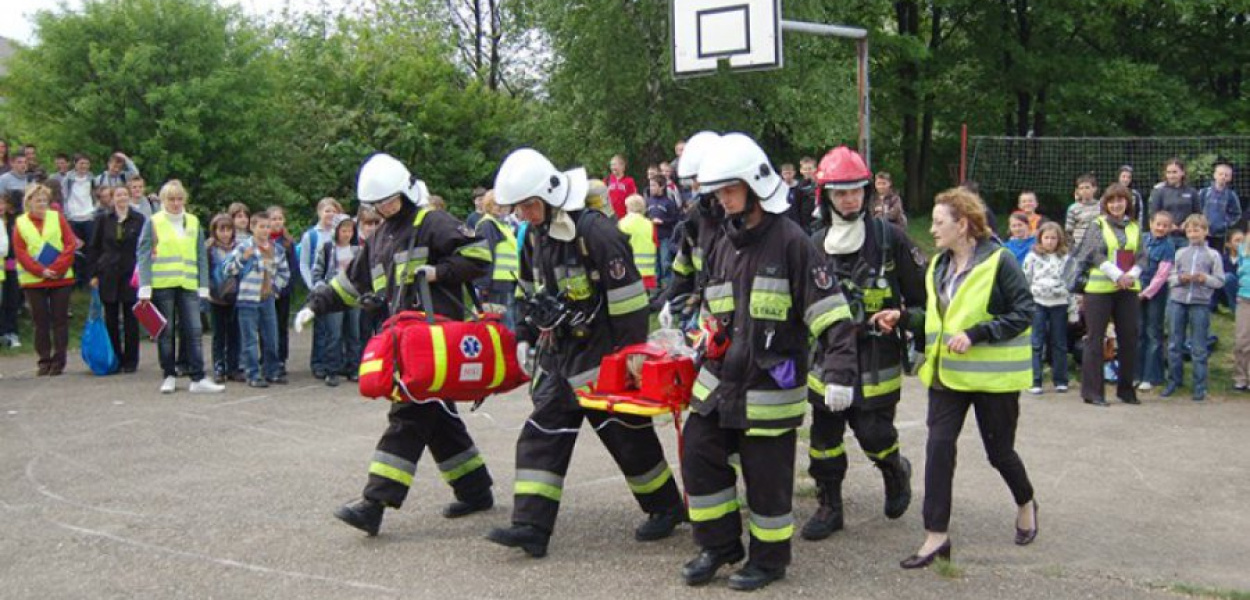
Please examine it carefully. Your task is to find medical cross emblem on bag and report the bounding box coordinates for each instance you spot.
[460,336,483,359]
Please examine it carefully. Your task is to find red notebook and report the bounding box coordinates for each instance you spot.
[132,301,167,338]
[1115,250,1135,272]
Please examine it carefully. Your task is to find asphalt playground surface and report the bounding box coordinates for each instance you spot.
[2,333,1248,600]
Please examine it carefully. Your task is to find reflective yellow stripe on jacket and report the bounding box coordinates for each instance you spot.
[918,248,1031,392]
[15,211,74,286]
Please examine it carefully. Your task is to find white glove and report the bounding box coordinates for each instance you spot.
[294,307,316,333]
[823,384,854,412]
[137,286,152,301]
[516,341,532,377]
[197,287,210,300]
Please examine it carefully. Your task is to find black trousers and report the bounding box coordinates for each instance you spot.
[808,398,900,483]
[362,400,492,509]
[1081,291,1140,401]
[511,373,682,534]
[922,387,1034,533]
[275,293,292,367]
[682,411,796,571]
[103,299,140,370]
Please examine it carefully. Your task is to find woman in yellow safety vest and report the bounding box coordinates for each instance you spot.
[12,183,77,375]
[903,188,1038,569]
[136,180,224,395]
[473,190,519,328]
[1069,183,1145,406]
[618,194,657,290]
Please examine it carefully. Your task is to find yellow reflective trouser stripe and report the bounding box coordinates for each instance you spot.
[429,325,447,392]
[438,448,486,482]
[744,388,807,421]
[864,443,900,461]
[809,443,846,460]
[515,469,564,502]
[607,280,648,315]
[746,428,794,437]
[688,487,738,522]
[369,451,416,487]
[487,326,506,388]
[805,293,852,336]
[749,513,795,543]
[625,462,673,495]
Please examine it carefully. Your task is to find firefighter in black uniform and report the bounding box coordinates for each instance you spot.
[680,134,858,591]
[294,153,496,536]
[653,130,725,312]
[485,148,685,558]
[801,146,927,541]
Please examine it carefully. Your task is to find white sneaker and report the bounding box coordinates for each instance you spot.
[160,376,177,394]
[189,378,225,394]
[1028,387,1043,395]
[1137,382,1153,392]
[1055,385,1069,393]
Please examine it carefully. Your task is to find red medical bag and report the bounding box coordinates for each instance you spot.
[575,343,695,416]
[358,309,529,403]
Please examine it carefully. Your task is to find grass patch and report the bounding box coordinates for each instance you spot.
[1169,583,1250,600]
[933,557,963,580]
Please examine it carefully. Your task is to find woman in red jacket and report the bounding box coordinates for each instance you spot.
[13,183,77,375]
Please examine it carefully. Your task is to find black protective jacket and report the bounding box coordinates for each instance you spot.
[808,217,928,409]
[695,213,858,431]
[515,209,650,389]
[308,201,489,320]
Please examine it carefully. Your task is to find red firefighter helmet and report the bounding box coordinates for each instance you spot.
[815,146,872,191]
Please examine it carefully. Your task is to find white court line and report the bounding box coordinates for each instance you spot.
[24,455,146,518]
[50,519,401,594]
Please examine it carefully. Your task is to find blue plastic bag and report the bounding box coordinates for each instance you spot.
[81,289,119,376]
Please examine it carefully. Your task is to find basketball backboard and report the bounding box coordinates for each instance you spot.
[671,0,782,79]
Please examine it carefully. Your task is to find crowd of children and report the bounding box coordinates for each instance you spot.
[1007,159,1244,403]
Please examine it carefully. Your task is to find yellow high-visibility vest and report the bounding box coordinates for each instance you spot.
[919,247,1031,392]
[15,211,74,286]
[618,213,656,281]
[150,212,201,291]
[1085,217,1140,294]
[479,214,519,282]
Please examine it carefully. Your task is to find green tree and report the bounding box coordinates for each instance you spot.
[1,0,292,215]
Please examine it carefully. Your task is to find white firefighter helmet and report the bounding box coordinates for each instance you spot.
[675,131,721,183]
[356,153,426,206]
[696,133,789,214]
[494,147,589,211]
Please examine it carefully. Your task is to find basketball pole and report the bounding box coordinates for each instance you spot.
[780,20,870,168]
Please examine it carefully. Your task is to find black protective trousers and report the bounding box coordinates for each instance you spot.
[682,411,796,571]
[807,398,901,483]
[510,373,682,534]
[922,387,1034,533]
[362,400,492,508]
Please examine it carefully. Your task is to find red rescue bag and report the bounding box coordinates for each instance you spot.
[358,273,529,403]
[575,343,695,416]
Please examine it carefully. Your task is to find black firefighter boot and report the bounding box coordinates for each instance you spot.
[877,454,913,520]
[442,489,494,519]
[334,498,385,536]
[800,479,844,541]
[486,523,550,558]
[635,505,687,541]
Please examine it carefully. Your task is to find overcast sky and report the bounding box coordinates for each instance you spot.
[1,0,343,44]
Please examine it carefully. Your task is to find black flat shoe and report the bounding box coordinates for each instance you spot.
[900,540,952,569]
[442,492,494,519]
[682,545,746,586]
[333,498,384,536]
[727,564,785,591]
[1015,500,1039,545]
